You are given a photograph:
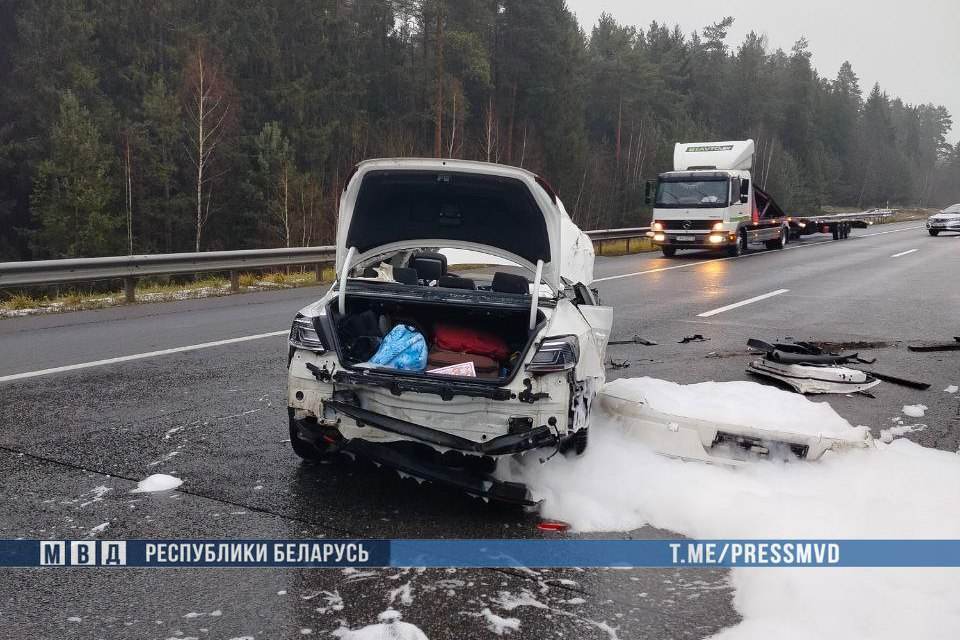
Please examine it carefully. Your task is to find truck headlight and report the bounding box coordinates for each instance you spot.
[712,222,724,231]
[527,336,579,373]
[289,314,326,352]
[652,221,663,231]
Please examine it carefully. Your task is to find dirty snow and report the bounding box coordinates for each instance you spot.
[331,609,429,640]
[879,422,926,443]
[131,474,182,493]
[388,582,415,606]
[88,522,110,536]
[603,377,866,438]
[902,403,928,418]
[478,608,521,635]
[79,485,112,507]
[945,385,958,393]
[506,376,960,640]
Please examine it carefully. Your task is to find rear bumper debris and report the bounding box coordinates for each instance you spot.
[290,412,535,505]
[324,400,557,456]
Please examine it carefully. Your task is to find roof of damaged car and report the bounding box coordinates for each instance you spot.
[336,158,596,290]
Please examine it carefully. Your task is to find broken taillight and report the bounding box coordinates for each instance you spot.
[537,520,570,532]
[526,336,579,374]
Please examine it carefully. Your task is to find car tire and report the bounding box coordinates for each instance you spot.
[928,229,940,236]
[661,246,677,257]
[289,416,333,461]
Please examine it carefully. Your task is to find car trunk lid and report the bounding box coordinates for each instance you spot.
[335,159,594,291]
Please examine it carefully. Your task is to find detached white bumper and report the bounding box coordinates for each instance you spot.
[597,391,872,465]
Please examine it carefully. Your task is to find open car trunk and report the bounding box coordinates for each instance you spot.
[328,284,544,384]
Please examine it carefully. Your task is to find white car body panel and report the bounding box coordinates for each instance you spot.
[335,158,595,291]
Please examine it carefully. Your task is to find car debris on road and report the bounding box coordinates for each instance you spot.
[745,338,881,394]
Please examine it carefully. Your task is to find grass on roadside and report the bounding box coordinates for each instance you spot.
[1,267,332,317]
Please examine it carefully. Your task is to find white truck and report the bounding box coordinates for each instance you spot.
[646,140,789,257]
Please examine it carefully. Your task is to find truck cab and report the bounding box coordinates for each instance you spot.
[647,140,789,257]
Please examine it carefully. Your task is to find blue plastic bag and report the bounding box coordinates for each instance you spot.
[365,324,428,371]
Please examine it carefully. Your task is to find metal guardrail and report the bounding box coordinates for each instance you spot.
[0,246,336,302]
[585,227,651,241]
[0,209,899,302]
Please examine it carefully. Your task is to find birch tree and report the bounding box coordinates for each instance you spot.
[182,44,232,252]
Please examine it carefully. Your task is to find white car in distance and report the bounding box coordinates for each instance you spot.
[927,203,960,236]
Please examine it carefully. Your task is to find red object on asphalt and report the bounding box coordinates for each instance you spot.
[537,520,570,532]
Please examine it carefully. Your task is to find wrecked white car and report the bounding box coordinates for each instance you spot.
[926,203,960,236]
[286,159,612,504]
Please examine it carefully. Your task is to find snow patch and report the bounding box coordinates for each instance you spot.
[879,423,926,444]
[944,385,958,394]
[491,589,549,611]
[67,616,82,623]
[506,376,960,639]
[902,404,928,418]
[478,608,520,635]
[388,582,415,606]
[88,522,109,536]
[131,474,182,493]
[80,485,112,507]
[331,609,429,640]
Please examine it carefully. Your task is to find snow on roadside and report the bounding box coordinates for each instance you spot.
[944,385,958,394]
[131,474,182,493]
[506,377,960,640]
[331,609,428,640]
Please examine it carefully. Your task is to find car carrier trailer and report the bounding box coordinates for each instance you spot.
[786,209,893,241]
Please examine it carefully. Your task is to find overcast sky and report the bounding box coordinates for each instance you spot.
[565,0,960,143]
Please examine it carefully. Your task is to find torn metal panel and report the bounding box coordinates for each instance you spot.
[746,359,881,395]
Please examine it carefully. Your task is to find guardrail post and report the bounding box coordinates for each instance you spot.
[315,263,323,282]
[123,277,136,304]
[229,270,239,292]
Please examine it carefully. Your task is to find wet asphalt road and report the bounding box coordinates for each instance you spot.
[1,220,958,639]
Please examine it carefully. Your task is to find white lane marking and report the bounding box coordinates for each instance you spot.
[593,225,923,283]
[0,330,288,383]
[696,289,790,318]
[890,248,918,258]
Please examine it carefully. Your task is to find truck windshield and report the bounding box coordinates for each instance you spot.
[655,179,730,208]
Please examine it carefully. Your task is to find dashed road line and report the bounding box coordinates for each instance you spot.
[696,289,790,318]
[890,249,918,258]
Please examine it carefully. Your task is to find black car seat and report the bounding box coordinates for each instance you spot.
[392,266,419,285]
[409,252,447,282]
[437,275,475,290]
[491,271,529,294]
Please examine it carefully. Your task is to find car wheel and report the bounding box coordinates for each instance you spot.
[928,229,940,236]
[289,416,334,461]
[661,246,677,257]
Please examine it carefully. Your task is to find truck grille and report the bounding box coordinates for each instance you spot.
[660,220,717,231]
